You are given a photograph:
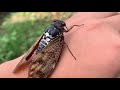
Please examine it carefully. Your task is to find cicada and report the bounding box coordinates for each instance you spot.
[13,20,84,78]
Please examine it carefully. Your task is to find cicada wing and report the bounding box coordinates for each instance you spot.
[13,34,44,73]
[28,35,64,78]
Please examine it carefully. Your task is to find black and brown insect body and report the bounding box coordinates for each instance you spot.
[28,20,66,78]
[13,20,83,78]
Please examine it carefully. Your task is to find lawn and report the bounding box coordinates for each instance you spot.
[0,12,75,63]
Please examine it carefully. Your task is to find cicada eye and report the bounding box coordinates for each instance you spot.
[53,20,58,22]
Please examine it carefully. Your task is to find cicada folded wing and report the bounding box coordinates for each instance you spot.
[28,35,64,78]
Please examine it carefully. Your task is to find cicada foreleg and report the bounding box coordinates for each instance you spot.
[64,24,84,32]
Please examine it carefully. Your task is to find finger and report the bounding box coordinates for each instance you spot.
[66,12,119,26]
[103,14,120,31]
[0,55,28,78]
[72,12,119,19]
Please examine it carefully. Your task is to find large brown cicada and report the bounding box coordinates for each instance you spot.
[13,20,84,78]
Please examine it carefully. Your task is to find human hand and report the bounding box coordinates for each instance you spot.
[1,12,120,78]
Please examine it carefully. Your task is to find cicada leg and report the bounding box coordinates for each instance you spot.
[64,24,84,32]
[64,42,76,60]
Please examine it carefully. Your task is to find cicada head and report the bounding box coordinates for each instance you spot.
[53,20,66,29]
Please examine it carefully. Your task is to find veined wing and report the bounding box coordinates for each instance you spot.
[28,35,64,78]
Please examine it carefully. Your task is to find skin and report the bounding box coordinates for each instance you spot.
[1,12,120,78]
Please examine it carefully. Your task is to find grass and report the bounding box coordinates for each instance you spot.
[0,12,75,63]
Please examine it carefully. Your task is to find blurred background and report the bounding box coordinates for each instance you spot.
[0,12,75,63]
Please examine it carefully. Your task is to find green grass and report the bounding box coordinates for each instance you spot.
[0,12,75,63]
